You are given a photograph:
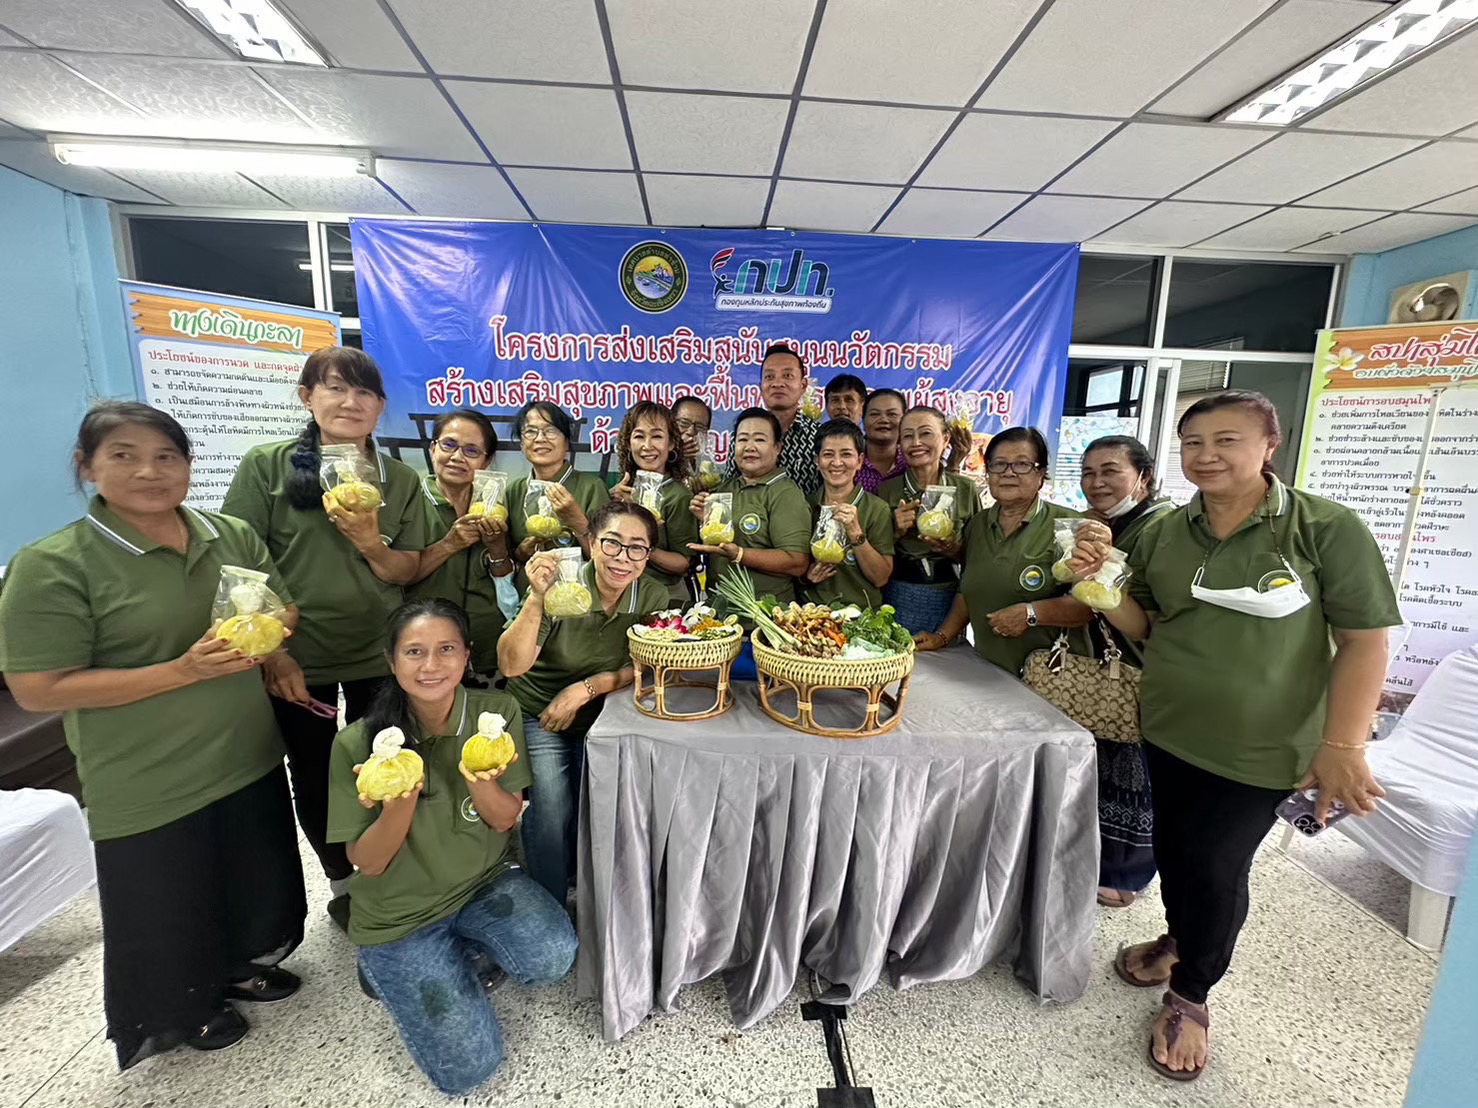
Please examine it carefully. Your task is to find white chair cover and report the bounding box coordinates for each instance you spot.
[0,789,94,953]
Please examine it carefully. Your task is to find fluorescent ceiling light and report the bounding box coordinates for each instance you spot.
[51,137,374,177]
[171,0,327,65]
[298,261,355,271]
[1219,0,1478,126]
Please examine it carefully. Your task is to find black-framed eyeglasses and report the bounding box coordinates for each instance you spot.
[433,437,485,460]
[674,416,709,435]
[520,426,562,443]
[597,536,651,562]
[986,459,1043,476]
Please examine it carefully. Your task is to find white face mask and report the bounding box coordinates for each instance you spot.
[1190,559,1311,619]
[1103,491,1141,519]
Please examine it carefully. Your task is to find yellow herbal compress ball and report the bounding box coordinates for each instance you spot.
[696,463,722,492]
[216,613,286,657]
[357,727,424,801]
[1052,558,1076,584]
[811,537,846,564]
[1072,580,1122,610]
[488,504,508,525]
[527,513,564,540]
[637,492,664,524]
[468,502,487,518]
[701,521,735,545]
[544,580,593,618]
[328,480,382,513]
[462,712,516,773]
[916,509,955,540]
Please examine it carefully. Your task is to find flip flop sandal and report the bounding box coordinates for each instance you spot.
[1147,991,1209,1082]
[1113,934,1176,987]
[1098,889,1138,908]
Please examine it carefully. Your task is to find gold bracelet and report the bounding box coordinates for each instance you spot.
[1321,739,1368,750]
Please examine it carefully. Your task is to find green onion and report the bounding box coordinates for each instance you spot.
[710,569,798,647]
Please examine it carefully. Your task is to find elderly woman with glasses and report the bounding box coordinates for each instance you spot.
[505,401,610,571]
[914,426,1090,673]
[409,409,516,682]
[498,501,669,902]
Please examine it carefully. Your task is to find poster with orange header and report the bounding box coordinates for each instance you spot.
[1297,321,1478,695]
[122,281,340,508]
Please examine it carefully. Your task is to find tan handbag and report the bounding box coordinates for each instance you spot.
[1021,620,1141,744]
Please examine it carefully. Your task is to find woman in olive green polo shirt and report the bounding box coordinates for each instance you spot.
[222,346,427,930]
[0,403,306,1068]
[686,407,812,615]
[1071,392,1398,1082]
[801,419,895,610]
[327,598,575,1096]
[409,408,517,681]
[609,400,698,607]
[500,501,669,901]
[877,406,980,632]
[506,401,610,568]
[915,426,1089,671]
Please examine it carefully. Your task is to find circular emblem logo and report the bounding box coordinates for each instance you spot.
[739,513,762,535]
[460,796,480,823]
[844,549,857,566]
[620,241,687,313]
[1019,565,1046,592]
[1257,570,1298,593]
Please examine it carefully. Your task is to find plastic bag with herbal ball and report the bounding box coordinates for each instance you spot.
[319,443,382,513]
[632,470,666,524]
[469,470,509,524]
[810,505,847,564]
[523,479,564,541]
[916,484,957,541]
[694,430,723,492]
[1051,518,1090,583]
[1072,548,1130,610]
[211,565,287,657]
[701,492,735,545]
[543,547,593,618]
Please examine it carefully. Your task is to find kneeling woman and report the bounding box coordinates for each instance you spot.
[500,502,669,902]
[327,598,576,1096]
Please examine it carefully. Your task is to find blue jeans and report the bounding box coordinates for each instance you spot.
[357,869,576,1095]
[520,714,585,903]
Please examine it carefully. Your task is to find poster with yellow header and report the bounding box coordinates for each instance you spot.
[1296,321,1478,695]
[122,280,341,509]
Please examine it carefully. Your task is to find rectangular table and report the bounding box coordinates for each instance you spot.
[574,646,1099,1041]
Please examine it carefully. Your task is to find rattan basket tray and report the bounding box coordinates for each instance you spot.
[627,627,743,721]
[751,628,914,738]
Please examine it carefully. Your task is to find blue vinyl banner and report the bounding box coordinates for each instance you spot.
[352,221,1077,461]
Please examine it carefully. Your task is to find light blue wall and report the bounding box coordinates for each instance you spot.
[1339,224,1478,327]
[0,166,134,564]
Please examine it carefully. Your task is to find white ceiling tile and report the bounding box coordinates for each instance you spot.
[1418,186,1478,217]
[1292,212,1478,253]
[1459,125,1478,139]
[246,174,410,214]
[1196,206,1389,250]
[1302,26,1478,137]
[1049,123,1268,198]
[644,175,770,227]
[1150,0,1387,118]
[0,0,230,58]
[258,70,483,160]
[767,180,900,232]
[110,169,288,208]
[447,83,631,170]
[0,138,163,202]
[506,168,647,225]
[625,92,788,176]
[878,189,1026,238]
[374,161,528,219]
[781,102,954,184]
[1301,143,1478,209]
[1094,200,1273,247]
[918,114,1117,190]
[385,0,610,81]
[607,0,811,95]
[805,0,1042,106]
[0,27,27,46]
[0,52,150,134]
[982,195,1152,242]
[64,56,320,142]
[1177,131,1423,204]
[278,0,422,70]
[0,120,32,138]
[978,0,1279,116]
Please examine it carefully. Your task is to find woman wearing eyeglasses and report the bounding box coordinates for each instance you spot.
[409,409,516,682]
[877,406,980,633]
[505,402,609,571]
[498,502,668,902]
[913,426,1089,674]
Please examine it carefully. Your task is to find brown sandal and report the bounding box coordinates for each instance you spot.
[1147,991,1209,1082]
[1113,934,1177,987]
[1098,888,1138,908]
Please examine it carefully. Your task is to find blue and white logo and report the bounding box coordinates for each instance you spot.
[710,247,834,314]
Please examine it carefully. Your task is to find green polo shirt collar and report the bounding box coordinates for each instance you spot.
[810,484,865,508]
[1186,477,1290,547]
[86,498,224,574]
[740,467,789,488]
[583,561,641,619]
[411,684,469,744]
[420,473,447,509]
[984,496,1045,539]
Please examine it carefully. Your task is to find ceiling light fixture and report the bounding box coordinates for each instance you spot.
[1218,0,1478,126]
[170,0,327,66]
[51,137,374,177]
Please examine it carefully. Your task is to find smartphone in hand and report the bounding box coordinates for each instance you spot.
[1277,788,1350,837]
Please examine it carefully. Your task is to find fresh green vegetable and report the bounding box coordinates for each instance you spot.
[710,570,798,647]
[841,603,913,653]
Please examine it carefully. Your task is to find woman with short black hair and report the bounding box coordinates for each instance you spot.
[505,401,610,567]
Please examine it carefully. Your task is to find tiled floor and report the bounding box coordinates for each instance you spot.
[1,830,1440,1108]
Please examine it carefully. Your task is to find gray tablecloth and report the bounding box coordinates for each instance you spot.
[574,645,1099,1042]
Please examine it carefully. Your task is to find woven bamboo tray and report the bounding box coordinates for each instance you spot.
[627,627,743,721]
[751,628,915,738]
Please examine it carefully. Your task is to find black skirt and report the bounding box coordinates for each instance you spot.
[93,765,306,1069]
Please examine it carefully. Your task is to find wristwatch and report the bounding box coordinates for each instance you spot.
[1025,603,1039,627]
